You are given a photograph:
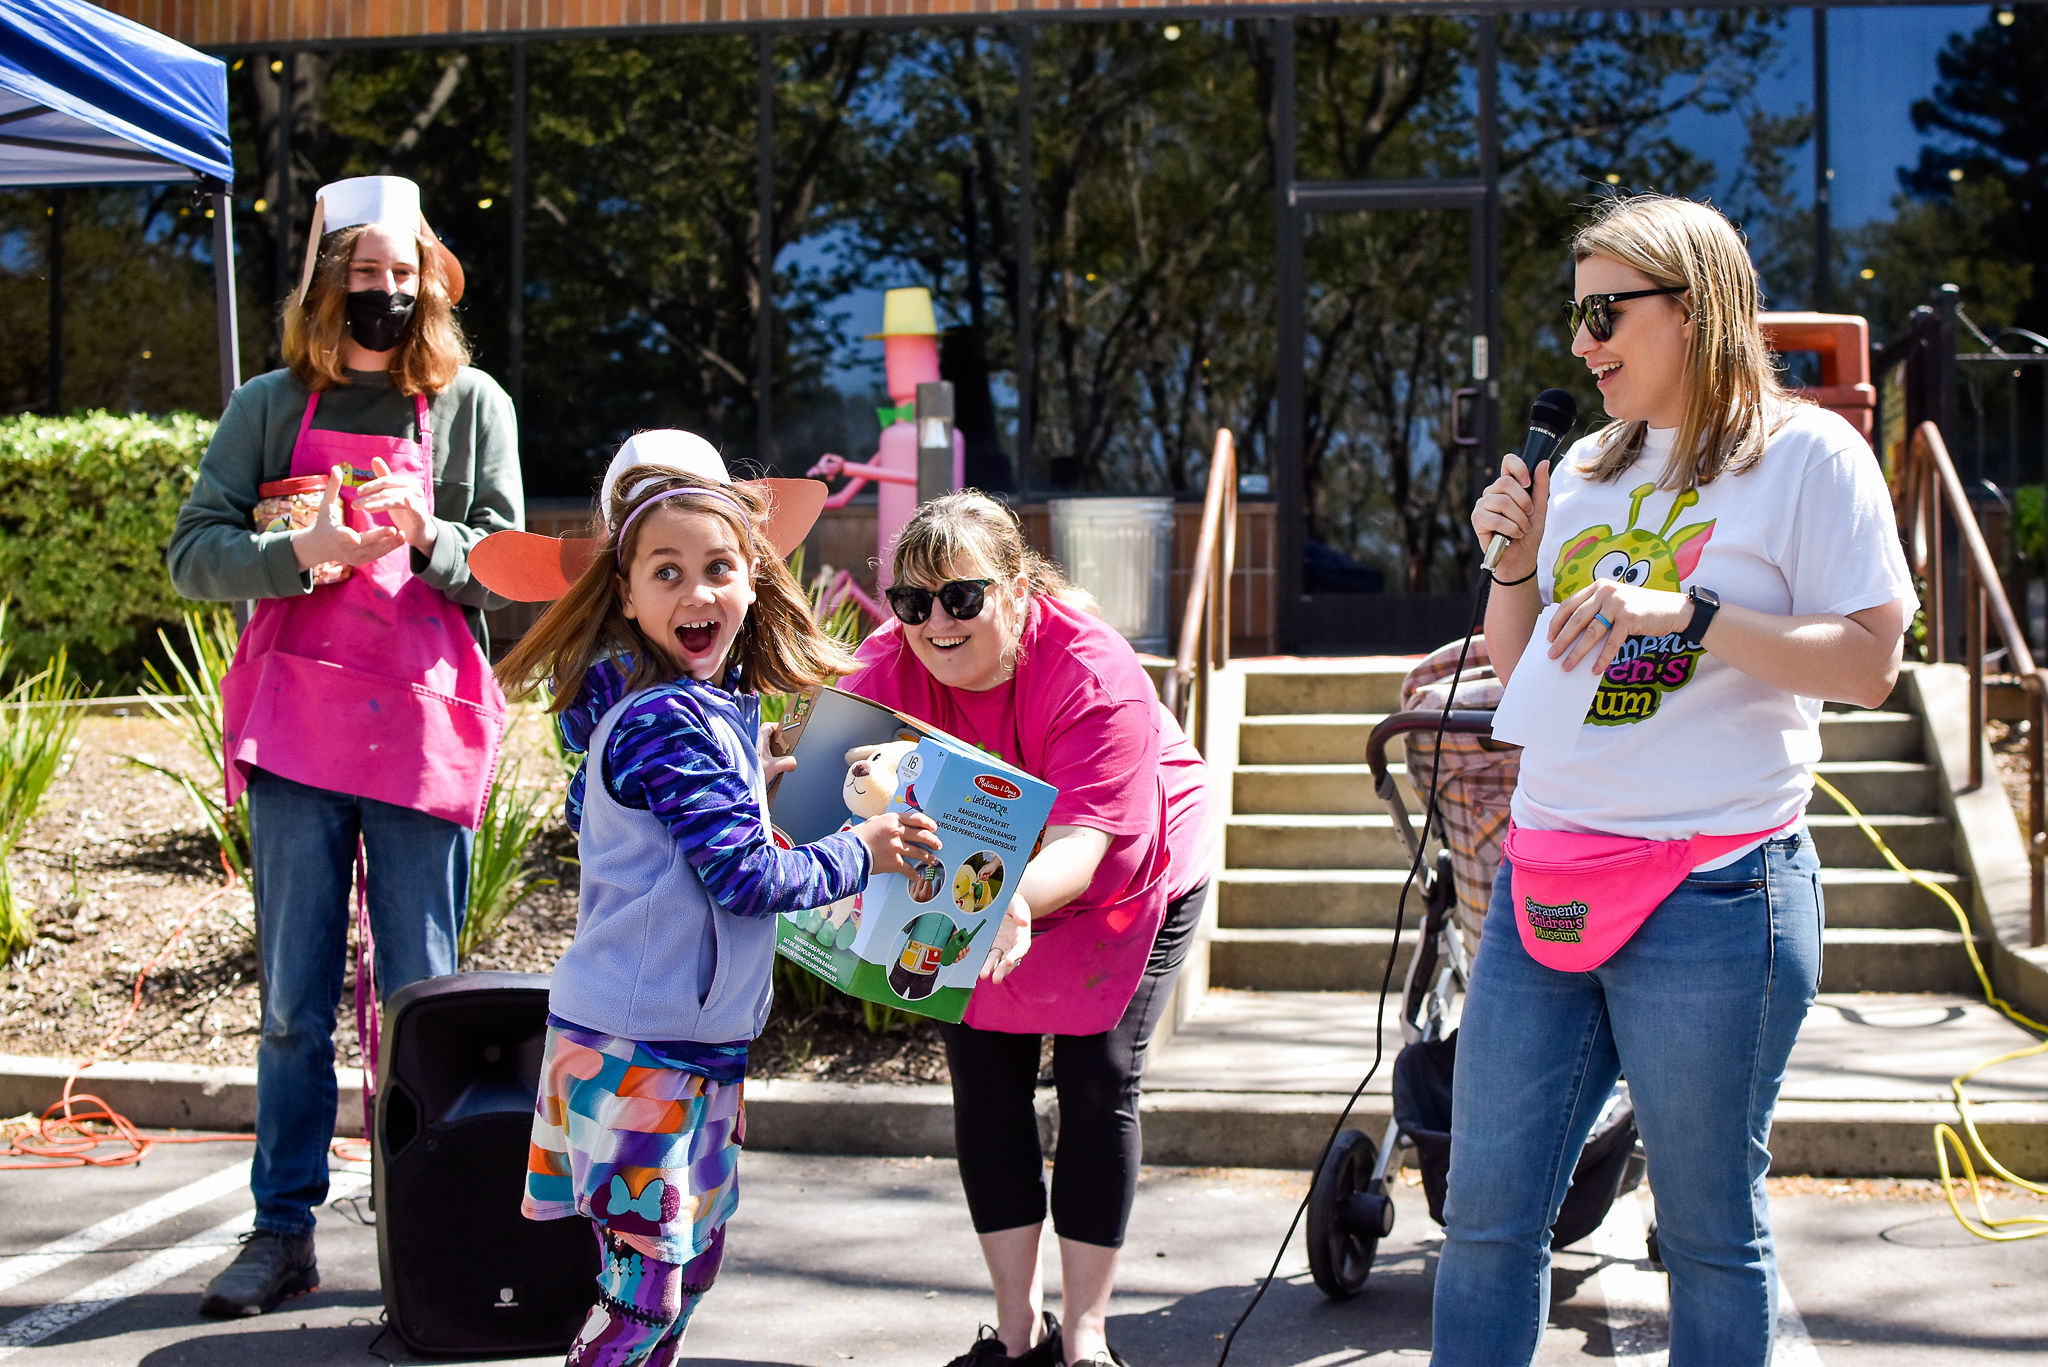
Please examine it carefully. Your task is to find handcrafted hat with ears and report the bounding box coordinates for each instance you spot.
[295,175,465,306]
[467,430,828,602]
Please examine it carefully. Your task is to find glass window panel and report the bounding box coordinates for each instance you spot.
[1026,19,1276,494]
[1301,207,1478,595]
[1294,15,1480,182]
[512,34,763,494]
[0,185,236,416]
[1496,9,1815,444]
[770,28,1023,492]
[1831,6,2033,341]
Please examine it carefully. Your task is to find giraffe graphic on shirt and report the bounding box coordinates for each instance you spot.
[1553,483,1716,726]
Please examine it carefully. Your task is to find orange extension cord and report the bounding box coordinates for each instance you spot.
[0,854,375,1172]
[0,853,257,1168]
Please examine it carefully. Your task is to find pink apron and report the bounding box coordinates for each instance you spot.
[221,391,507,830]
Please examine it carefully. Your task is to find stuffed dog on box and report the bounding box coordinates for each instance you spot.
[789,741,921,950]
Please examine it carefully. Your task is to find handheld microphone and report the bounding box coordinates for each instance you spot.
[1482,387,1579,574]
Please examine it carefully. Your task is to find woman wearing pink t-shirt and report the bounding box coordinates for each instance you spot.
[842,492,1213,1367]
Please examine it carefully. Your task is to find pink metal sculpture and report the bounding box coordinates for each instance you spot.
[807,287,964,590]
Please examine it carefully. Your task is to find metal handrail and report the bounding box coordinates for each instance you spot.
[1164,429,1237,753]
[1898,419,2047,945]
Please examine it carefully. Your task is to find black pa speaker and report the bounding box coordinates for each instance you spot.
[374,971,599,1356]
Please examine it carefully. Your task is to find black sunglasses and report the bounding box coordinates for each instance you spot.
[1564,286,1687,343]
[885,578,995,626]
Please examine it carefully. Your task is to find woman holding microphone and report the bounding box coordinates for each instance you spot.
[1441,194,1913,1365]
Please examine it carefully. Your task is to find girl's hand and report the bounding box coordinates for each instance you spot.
[758,723,796,783]
[1549,579,1694,673]
[292,467,404,571]
[980,894,1031,982]
[1470,452,1551,584]
[854,810,941,876]
[354,457,438,553]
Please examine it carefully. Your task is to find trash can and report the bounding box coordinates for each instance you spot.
[1048,496,1174,656]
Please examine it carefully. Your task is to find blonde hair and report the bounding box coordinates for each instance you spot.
[893,491,1096,606]
[1571,194,1796,488]
[496,465,857,710]
[282,224,470,396]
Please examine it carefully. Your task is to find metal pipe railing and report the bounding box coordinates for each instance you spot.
[1900,419,2047,945]
[1164,429,1238,754]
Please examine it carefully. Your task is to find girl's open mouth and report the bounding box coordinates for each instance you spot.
[928,634,968,651]
[675,620,719,655]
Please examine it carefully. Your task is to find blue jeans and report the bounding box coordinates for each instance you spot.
[1431,827,1822,1366]
[247,767,471,1235]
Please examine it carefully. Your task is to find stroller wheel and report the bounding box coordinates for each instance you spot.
[1306,1129,1393,1300]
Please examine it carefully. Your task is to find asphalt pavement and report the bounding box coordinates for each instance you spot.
[0,1139,2043,1366]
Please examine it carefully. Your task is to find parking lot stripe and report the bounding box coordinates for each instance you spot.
[0,1172,367,1358]
[0,1158,252,1298]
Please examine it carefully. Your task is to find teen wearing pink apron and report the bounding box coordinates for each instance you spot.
[169,175,520,1321]
[222,393,505,827]
[215,390,508,1273]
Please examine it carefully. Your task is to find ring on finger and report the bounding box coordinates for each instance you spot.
[1593,612,1614,630]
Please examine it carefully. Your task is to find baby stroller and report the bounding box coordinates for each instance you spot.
[1304,639,1648,1300]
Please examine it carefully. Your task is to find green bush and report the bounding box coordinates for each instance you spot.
[0,410,211,688]
[2014,485,2043,568]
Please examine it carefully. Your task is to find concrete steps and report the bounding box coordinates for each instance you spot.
[1137,990,2048,1175]
[1144,657,2038,1171]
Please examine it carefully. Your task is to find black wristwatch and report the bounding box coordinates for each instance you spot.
[1683,585,1721,650]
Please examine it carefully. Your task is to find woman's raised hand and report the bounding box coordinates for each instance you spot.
[1470,452,1551,584]
[291,466,404,572]
[979,894,1031,983]
[853,810,942,876]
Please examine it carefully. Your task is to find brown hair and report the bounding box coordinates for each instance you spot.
[892,490,1092,606]
[496,465,858,710]
[1570,194,1796,488]
[282,223,470,396]
[891,491,1099,677]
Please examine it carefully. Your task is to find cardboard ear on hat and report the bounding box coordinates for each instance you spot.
[468,531,599,603]
[466,476,828,604]
[420,219,464,304]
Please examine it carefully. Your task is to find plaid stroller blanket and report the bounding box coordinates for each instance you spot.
[1397,637,1519,948]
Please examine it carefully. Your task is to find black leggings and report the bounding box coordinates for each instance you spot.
[938,881,1207,1249]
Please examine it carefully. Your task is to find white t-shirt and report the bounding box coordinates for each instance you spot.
[1511,402,1916,844]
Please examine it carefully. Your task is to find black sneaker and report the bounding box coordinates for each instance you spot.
[943,1310,1062,1366]
[197,1229,318,1317]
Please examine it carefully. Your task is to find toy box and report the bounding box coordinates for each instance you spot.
[767,686,1055,1023]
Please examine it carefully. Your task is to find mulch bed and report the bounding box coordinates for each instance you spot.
[0,708,948,1087]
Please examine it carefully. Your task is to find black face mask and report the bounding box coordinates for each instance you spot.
[344,289,417,354]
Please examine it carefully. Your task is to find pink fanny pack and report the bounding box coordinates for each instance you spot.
[1502,822,1781,972]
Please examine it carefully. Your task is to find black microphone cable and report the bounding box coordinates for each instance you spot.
[1213,567,1497,1366]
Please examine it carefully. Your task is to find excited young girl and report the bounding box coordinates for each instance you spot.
[491,431,941,1364]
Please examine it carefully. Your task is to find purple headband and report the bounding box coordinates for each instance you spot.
[614,484,754,566]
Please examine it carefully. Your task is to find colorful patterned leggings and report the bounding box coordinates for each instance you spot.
[565,1223,727,1367]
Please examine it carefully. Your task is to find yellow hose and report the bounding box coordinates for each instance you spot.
[1810,772,2048,1240]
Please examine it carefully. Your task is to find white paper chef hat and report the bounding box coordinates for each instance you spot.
[294,175,465,306]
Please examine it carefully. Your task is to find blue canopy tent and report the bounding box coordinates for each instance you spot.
[0,0,238,406]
